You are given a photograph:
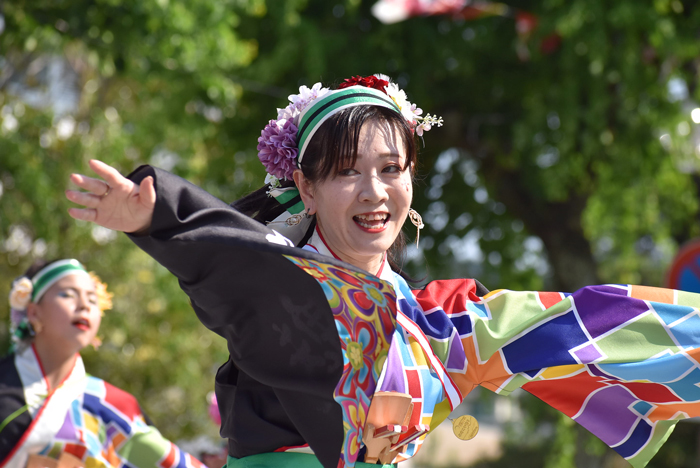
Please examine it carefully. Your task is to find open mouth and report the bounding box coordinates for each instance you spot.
[353,213,390,232]
[72,318,91,331]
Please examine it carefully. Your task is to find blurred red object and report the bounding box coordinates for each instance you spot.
[371,0,562,58]
[459,2,511,20]
[208,392,221,426]
[372,0,467,24]
[515,11,538,36]
[540,33,562,55]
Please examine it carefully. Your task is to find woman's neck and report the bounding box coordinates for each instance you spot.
[313,226,386,275]
[355,255,385,277]
[31,340,78,392]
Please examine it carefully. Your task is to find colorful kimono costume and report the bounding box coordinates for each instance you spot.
[127,165,700,468]
[0,346,204,468]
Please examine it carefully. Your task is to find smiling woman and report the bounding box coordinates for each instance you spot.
[0,259,205,468]
[64,74,700,468]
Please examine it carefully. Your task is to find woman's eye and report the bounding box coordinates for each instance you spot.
[383,165,401,173]
[58,291,75,298]
[338,168,358,176]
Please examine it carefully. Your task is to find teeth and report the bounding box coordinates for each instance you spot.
[356,213,388,221]
[355,213,388,229]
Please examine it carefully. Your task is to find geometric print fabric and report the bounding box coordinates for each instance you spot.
[43,377,203,468]
[291,254,700,468]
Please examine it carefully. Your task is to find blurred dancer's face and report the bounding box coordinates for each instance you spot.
[28,273,102,353]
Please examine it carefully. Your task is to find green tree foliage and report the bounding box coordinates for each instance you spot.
[2,0,700,464]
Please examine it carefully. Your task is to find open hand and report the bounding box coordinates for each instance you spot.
[66,159,155,233]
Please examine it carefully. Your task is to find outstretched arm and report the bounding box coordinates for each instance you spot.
[65,159,156,233]
[395,281,700,468]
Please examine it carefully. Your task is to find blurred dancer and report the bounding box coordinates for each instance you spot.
[0,259,204,468]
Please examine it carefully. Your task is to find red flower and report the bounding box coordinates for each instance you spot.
[338,75,389,93]
[540,33,562,55]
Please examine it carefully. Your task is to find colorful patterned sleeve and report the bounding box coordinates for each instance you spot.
[392,279,700,468]
[77,378,205,468]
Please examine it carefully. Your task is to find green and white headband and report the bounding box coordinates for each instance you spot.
[295,86,401,167]
[30,259,89,302]
[9,259,90,316]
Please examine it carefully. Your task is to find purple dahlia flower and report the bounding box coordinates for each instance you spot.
[257,118,299,180]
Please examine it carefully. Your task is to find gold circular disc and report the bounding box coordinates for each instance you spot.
[452,415,479,440]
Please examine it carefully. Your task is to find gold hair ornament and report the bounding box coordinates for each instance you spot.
[285,209,310,227]
[267,208,311,228]
[408,208,424,246]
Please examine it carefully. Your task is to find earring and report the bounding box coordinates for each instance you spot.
[408,208,424,246]
[285,208,310,227]
[29,319,43,335]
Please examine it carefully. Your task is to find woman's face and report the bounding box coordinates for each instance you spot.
[299,119,412,270]
[28,273,102,353]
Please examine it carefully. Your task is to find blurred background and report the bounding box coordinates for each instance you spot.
[1,0,700,466]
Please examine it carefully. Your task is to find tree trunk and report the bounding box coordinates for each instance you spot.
[484,164,600,292]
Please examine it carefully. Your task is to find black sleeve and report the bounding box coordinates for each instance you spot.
[126,166,345,468]
[0,354,32,464]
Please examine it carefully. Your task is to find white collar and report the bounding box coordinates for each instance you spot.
[15,346,85,417]
[302,228,394,281]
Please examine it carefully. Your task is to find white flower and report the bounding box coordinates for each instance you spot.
[265,173,281,189]
[416,113,444,136]
[289,82,325,107]
[278,82,331,125]
[373,73,392,82]
[9,277,32,311]
[385,82,422,124]
[416,122,430,136]
[385,83,409,108]
[276,105,295,121]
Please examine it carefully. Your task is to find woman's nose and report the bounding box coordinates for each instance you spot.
[76,293,90,311]
[358,174,389,203]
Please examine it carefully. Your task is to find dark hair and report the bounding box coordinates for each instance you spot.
[234,105,418,275]
[23,259,52,281]
[301,106,417,183]
[22,259,57,303]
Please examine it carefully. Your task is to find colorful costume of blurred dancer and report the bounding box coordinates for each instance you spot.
[0,259,204,468]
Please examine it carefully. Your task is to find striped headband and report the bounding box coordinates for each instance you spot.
[295,87,401,167]
[257,75,443,186]
[31,259,90,302]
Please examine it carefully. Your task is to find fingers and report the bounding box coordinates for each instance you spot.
[65,189,102,208]
[67,207,97,222]
[139,176,156,209]
[88,159,128,187]
[70,173,111,196]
